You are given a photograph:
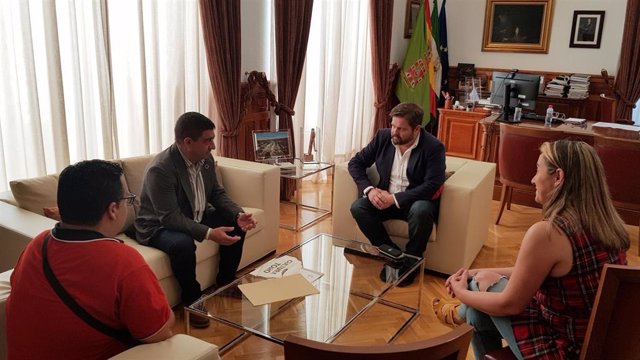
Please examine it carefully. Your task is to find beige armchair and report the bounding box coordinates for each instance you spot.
[332,156,496,275]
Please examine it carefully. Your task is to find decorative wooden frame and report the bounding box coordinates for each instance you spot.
[404,0,421,39]
[569,10,605,48]
[482,0,554,53]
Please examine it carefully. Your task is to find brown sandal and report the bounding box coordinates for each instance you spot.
[432,298,464,326]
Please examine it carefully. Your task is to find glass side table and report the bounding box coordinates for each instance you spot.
[278,159,334,231]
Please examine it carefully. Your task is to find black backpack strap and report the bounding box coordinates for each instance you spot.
[42,234,140,346]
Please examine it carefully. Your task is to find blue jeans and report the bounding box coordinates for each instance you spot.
[149,208,245,305]
[350,197,438,257]
[458,277,524,360]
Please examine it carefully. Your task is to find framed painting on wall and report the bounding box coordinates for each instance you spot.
[404,0,422,39]
[569,10,605,48]
[482,0,555,53]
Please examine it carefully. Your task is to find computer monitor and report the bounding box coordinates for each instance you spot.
[252,130,293,162]
[490,71,541,120]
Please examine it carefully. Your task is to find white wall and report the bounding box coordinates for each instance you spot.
[391,0,627,75]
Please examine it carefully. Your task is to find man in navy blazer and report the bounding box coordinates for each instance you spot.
[135,112,257,328]
[349,103,446,286]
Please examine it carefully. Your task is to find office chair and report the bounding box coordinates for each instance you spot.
[495,123,565,224]
[284,324,473,360]
[484,264,640,360]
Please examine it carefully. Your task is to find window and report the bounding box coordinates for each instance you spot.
[0,0,213,191]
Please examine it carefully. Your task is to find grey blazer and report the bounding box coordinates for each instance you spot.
[134,144,242,245]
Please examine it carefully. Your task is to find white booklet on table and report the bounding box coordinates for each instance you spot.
[250,255,323,283]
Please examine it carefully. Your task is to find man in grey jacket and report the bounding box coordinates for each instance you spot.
[134,112,256,327]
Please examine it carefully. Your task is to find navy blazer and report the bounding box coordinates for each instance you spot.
[348,128,446,209]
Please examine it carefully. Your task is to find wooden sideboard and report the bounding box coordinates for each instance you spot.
[437,109,487,161]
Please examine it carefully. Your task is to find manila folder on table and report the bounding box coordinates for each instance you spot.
[238,274,319,306]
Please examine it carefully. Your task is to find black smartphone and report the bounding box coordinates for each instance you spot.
[377,244,404,259]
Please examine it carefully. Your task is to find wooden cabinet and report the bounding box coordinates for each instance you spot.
[437,109,487,160]
[535,95,585,118]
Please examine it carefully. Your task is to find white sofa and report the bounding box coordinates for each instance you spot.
[0,155,279,359]
[0,155,280,306]
[332,156,496,275]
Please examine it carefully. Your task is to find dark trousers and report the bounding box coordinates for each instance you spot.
[350,196,439,257]
[149,208,245,305]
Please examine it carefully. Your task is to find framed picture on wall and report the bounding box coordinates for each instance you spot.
[482,0,555,53]
[569,10,605,48]
[404,0,421,39]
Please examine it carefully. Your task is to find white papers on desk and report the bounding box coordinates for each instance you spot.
[564,117,586,125]
[592,122,640,132]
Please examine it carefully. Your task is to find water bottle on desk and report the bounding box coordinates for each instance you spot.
[513,102,523,122]
[545,105,554,126]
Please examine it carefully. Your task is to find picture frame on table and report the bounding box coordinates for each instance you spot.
[569,10,605,48]
[482,0,554,54]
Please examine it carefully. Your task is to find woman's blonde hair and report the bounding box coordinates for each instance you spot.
[540,140,629,251]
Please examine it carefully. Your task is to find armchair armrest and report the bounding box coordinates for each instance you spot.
[332,163,359,241]
[0,201,57,272]
[108,334,220,360]
[215,157,279,213]
[214,157,280,266]
[428,159,495,274]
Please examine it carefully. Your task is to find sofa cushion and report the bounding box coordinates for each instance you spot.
[445,157,467,172]
[10,174,59,216]
[120,155,154,197]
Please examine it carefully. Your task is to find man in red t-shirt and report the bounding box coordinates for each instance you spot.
[6,160,174,360]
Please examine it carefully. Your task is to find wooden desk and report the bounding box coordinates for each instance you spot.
[480,114,598,164]
[479,115,640,224]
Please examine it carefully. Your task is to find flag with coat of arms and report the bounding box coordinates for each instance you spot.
[396,0,442,126]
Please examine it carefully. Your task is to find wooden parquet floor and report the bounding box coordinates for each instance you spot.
[171,178,640,359]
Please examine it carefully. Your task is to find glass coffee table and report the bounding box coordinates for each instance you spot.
[185,233,424,354]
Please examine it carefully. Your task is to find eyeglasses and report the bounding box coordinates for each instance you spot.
[120,193,137,206]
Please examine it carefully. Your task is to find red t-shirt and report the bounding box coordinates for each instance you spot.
[7,227,171,360]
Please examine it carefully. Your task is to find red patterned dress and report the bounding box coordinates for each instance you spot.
[510,216,627,360]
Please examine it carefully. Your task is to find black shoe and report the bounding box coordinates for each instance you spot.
[398,269,418,287]
[379,260,402,283]
[189,313,210,329]
[397,256,421,287]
